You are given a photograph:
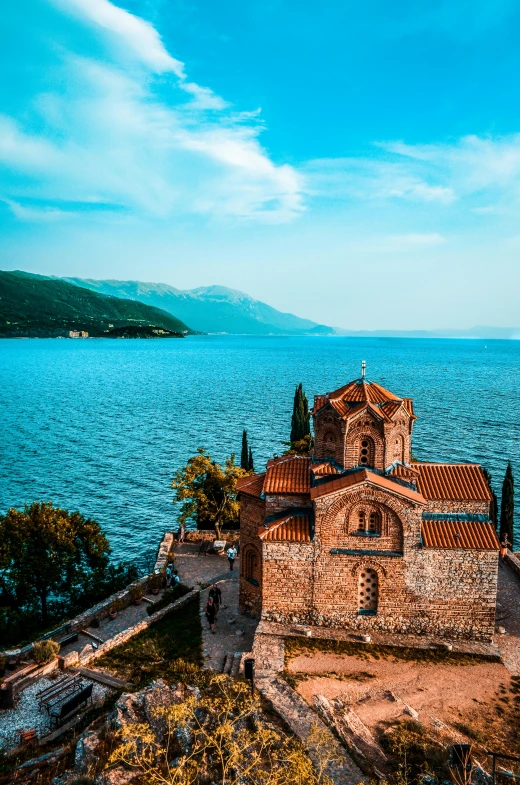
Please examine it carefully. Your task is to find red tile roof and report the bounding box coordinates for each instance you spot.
[388,463,421,480]
[259,513,312,542]
[236,473,266,498]
[416,463,493,502]
[422,519,499,550]
[310,468,426,504]
[329,379,401,404]
[311,462,341,477]
[263,456,312,495]
[313,379,416,423]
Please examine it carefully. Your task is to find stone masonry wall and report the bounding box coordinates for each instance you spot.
[239,494,265,617]
[422,499,491,516]
[261,484,498,641]
[262,542,315,620]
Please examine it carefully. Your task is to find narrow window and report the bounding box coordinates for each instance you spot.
[358,569,379,615]
[358,437,374,466]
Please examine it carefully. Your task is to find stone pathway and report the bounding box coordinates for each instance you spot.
[174,542,258,673]
[496,561,520,675]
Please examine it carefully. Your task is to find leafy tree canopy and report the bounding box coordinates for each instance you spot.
[0,501,137,646]
[172,448,248,537]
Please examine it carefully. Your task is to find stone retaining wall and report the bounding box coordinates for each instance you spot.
[79,589,199,666]
[505,551,520,580]
[184,529,239,543]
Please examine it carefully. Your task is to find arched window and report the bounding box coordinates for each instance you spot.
[323,430,337,455]
[244,548,260,586]
[358,436,374,466]
[356,509,381,534]
[358,568,379,615]
[394,434,406,463]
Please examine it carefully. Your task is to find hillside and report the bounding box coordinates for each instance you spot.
[64,278,335,335]
[0,271,193,337]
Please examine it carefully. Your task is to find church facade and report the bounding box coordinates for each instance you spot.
[237,371,500,642]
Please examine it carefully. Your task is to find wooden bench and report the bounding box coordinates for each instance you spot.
[198,540,210,557]
[49,683,93,728]
[37,674,83,712]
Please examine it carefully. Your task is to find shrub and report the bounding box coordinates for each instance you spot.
[148,571,164,591]
[129,584,143,602]
[147,584,190,615]
[32,639,60,664]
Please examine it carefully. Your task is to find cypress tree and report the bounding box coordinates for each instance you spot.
[482,467,499,531]
[240,430,249,471]
[248,447,254,472]
[290,383,311,444]
[500,461,515,548]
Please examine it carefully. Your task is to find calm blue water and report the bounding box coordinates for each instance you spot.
[0,336,519,561]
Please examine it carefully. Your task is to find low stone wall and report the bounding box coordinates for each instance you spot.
[184,529,239,543]
[505,551,520,580]
[80,589,199,666]
[154,532,175,572]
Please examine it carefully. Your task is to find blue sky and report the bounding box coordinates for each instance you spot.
[1,0,520,329]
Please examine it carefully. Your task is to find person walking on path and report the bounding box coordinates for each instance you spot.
[178,522,186,545]
[227,544,237,571]
[500,534,511,561]
[209,584,222,618]
[205,597,216,633]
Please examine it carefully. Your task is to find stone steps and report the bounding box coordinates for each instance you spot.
[221,651,242,676]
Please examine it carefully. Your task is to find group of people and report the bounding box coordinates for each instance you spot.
[205,583,223,634]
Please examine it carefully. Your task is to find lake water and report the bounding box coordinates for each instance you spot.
[1,336,519,562]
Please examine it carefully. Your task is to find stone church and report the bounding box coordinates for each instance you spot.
[237,368,500,641]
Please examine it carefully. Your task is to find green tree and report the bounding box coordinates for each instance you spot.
[500,461,515,547]
[290,383,311,444]
[240,429,249,471]
[248,446,254,472]
[482,467,499,530]
[0,502,111,624]
[172,448,248,538]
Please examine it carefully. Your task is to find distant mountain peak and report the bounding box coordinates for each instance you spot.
[63,277,335,336]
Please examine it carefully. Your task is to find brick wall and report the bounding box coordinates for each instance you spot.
[260,483,498,641]
[239,494,265,617]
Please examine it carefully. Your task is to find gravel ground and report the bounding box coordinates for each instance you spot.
[0,676,112,751]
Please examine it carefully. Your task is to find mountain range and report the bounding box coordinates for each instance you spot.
[0,271,192,338]
[64,278,334,336]
[1,270,519,339]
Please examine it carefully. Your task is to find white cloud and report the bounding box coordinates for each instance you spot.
[54,0,186,76]
[0,55,303,220]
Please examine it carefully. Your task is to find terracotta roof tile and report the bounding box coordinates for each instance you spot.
[264,456,311,495]
[388,462,421,480]
[402,398,416,419]
[310,468,426,504]
[422,519,499,550]
[311,462,341,476]
[416,463,493,502]
[315,379,415,423]
[236,473,265,498]
[329,379,401,405]
[259,513,312,542]
[313,395,328,413]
